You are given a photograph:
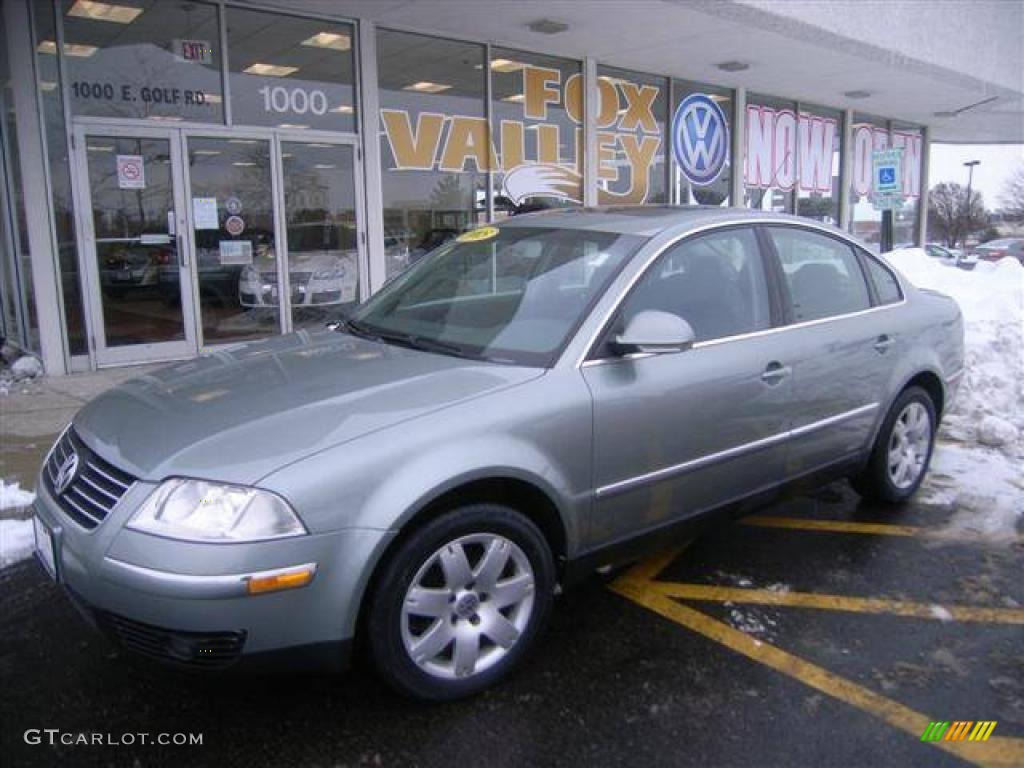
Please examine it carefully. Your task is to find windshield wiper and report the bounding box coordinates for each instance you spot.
[338,319,490,362]
[336,318,381,341]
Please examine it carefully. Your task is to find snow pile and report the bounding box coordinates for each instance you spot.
[885,248,1024,538]
[0,481,36,568]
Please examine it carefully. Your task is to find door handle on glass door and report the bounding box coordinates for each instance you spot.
[873,334,894,353]
[760,362,791,384]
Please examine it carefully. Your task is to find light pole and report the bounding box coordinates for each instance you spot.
[963,160,980,249]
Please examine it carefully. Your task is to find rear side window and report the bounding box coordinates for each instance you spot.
[619,227,771,343]
[862,254,902,305]
[767,227,871,322]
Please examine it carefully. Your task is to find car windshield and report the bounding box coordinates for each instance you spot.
[348,226,646,366]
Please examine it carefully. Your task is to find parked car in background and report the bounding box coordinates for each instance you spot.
[99,243,169,297]
[971,238,1024,264]
[34,208,964,701]
[238,223,358,314]
[925,243,977,271]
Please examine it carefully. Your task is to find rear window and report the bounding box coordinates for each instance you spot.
[862,254,902,305]
[766,227,871,322]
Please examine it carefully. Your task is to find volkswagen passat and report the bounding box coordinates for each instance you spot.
[33,208,964,700]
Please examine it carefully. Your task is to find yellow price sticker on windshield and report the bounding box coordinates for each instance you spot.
[456,226,499,243]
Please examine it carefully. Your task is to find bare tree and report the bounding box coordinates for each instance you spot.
[927,182,988,248]
[1001,165,1024,222]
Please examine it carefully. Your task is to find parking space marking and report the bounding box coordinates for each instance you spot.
[612,556,1024,768]
[742,514,1023,543]
[655,582,1024,625]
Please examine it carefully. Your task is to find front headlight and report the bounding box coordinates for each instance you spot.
[127,478,306,543]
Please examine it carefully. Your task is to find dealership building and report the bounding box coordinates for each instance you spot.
[1,0,1021,374]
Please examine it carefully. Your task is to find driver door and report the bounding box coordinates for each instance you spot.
[581,226,794,548]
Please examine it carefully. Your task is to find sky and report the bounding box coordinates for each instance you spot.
[929,144,1024,210]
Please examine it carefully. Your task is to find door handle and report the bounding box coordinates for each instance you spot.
[873,334,895,353]
[760,362,791,384]
[177,235,187,268]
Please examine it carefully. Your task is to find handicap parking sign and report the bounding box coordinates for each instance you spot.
[879,167,896,186]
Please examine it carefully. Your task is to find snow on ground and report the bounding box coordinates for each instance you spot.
[884,249,1024,539]
[0,480,36,568]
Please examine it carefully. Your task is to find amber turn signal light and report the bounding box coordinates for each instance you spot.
[246,564,316,595]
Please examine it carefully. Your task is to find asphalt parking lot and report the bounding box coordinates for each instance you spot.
[2,480,1022,768]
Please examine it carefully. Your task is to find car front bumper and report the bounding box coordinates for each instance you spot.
[33,477,393,671]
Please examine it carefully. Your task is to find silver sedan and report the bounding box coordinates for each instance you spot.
[33,207,964,700]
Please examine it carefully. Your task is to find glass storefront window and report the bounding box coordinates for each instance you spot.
[58,0,224,123]
[490,48,582,216]
[226,8,355,132]
[187,137,278,344]
[281,142,359,329]
[1,11,37,352]
[35,0,88,354]
[795,103,842,225]
[594,66,667,205]
[848,113,890,251]
[745,93,797,213]
[891,121,924,246]
[378,30,487,279]
[672,79,732,206]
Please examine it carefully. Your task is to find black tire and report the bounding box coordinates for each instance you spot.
[851,386,937,504]
[366,504,555,701]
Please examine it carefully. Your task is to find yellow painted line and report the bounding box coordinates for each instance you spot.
[655,582,1024,625]
[744,515,919,537]
[612,565,1024,768]
[624,543,688,583]
[742,514,1024,543]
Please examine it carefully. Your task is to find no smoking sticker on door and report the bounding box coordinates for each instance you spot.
[116,155,146,189]
[225,215,245,236]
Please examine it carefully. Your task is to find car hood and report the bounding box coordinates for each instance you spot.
[74,331,543,485]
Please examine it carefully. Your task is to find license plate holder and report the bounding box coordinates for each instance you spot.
[33,515,60,583]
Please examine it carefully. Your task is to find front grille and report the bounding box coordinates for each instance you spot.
[43,428,136,530]
[97,611,246,669]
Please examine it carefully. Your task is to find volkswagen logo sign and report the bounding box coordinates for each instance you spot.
[672,93,730,186]
[54,451,79,495]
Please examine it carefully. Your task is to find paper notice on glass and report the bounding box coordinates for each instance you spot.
[192,197,219,230]
[116,155,145,189]
[219,240,252,265]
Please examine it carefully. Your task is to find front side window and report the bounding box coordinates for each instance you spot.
[619,227,771,343]
[768,227,871,322]
[351,227,645,366]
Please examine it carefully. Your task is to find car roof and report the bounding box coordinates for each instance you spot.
[497,205,849,239]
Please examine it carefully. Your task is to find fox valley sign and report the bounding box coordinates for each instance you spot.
[382,66,662,205]
[381,65,922,205]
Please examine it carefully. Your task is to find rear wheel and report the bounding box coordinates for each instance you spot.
[366,504,555,700]
[851,386,936,503]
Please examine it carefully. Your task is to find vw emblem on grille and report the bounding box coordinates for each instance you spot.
[54,451,79,495]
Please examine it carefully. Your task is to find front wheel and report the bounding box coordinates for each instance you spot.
[366,504,555,700]
[851,386,936,503]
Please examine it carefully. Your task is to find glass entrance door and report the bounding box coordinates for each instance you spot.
[279,140,363,329]
[184,136,282,345]
[75,127,366,366]
[74,125,197,365]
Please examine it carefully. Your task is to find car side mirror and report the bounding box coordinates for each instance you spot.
[611,310,696,356]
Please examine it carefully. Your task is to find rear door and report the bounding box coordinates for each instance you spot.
[582,226,794,548]
[762,225,896,474]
